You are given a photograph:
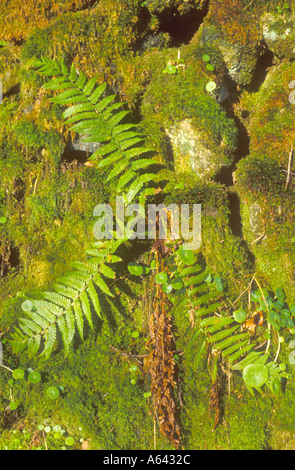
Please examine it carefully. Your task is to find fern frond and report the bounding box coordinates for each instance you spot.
[41,324,57,360]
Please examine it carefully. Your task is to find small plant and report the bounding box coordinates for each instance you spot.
[163,50,185,75]
[36,423,82,450]
[202,54,215,72]
[275,3,290,14]
[202,54,217,94]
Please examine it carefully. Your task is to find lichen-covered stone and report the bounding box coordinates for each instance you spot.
[218,42,258,86]
[167,118,232,179]
[261,12,295,59]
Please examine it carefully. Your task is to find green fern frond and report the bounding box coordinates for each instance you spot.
[31,56,159,199]
[11,238,123,357]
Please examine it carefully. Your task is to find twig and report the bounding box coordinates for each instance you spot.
[231,274,256,307]
[285,145,294,191]
[274,335,281,363]
[0,364,13,373]
[250,232,265,245]
[42,430,48,450]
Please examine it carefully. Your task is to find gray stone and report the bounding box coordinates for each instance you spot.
[71,136,102,154]
[261,12,295,59]
[0,69,19,95]
[218,42,258,86]
[249,202,263,239]
[167,118,231,180]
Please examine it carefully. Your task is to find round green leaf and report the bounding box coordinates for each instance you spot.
[150,260,156,269]
[155,272,168,284]
[21,300,34,312]
[12,368,24,380]
[162,283,173,294]
[214,277,224,292]
[65,437,75,446]
[171,277,183,290]
[250,290,261,302]
[0,216,7,224]
[143,392,151,398]
[273,301,284,311]
[281,309,290,319]
[165,64,177,74]
[204,273,212,283]
[128,262,144,276]
[177,246,195,265]
[243,364,269,388]
[275,287,285,302]
[130,379,136,385]
[131,331,139,339]
[233,308,247,323]
[268,310,281,330]
[289,302,295,315]
[202,54,211,62]
[129,364,138,372]
[28,372,41,384]
[46,386,60,400]
[206,81,216,92]
[9,401,18,410]
[270,377,281,395]
[206,63,215,71]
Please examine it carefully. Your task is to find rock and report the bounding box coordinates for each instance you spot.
[198,21,258,86]
[218,42,258,86]
[248,202,264,239]
[71,136,101,154]
[167,118,231,180]
[0,69,19,96]
[261,12,295,59]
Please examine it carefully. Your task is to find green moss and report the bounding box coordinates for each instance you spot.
[235,154,285,200]
[13,120,63,161]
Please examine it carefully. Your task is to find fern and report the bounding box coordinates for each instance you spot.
[30,56,161,203]
[171,253,288,394]
[9,56,164,358]
[10,239,123,358]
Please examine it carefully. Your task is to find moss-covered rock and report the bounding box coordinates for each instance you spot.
[167,118,233,179]
[261,12,295,59]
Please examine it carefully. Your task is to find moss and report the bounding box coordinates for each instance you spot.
[12,120,63,161]
[239,61,295,164]
[0,0,95,42]
[234,154,285,200]
[139,45,237,167]
[236,177,295,301]
[144,0,207,15]
[164,177,252,298]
